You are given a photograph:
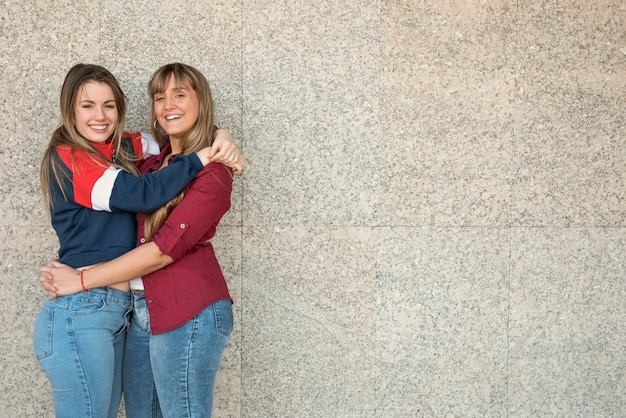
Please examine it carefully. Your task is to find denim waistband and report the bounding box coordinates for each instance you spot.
[62,287,132,307]
[130,289,145,303]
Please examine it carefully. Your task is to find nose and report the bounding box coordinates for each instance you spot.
[94,106,106,120]
[164,97,175,109]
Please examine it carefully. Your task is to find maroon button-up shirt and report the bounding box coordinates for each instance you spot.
[138,145,233,334]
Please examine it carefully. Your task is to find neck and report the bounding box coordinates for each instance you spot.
[169,138,183,155]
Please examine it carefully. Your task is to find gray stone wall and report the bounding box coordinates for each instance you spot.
[1,1,625,417]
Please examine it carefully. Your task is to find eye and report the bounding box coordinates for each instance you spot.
[154,96,165,101]
[105,104,116,109]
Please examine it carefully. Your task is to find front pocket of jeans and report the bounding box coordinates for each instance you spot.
[71,294,107,314]
[33,307,54,360]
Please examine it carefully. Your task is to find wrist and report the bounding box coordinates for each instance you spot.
[80,269,90,292]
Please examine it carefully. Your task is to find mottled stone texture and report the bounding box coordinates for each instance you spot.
[0,0,624,417]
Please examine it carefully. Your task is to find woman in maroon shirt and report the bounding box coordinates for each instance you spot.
[41,63,236,417]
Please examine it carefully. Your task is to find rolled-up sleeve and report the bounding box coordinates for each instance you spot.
[152,163,233,261]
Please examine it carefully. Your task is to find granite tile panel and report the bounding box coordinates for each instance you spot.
[99,0,244,226]
[379,0,516,227]
[241,226,377,417]
[0,225,59,417]
[3,1,626,417]
[99,0,242,133]
[210,226,243,417]
[2,11,99,396]
[509,227,626,416]
[376,227,509,417]
[0,0,100,226]
[243,1,379,226]
[0,146,47,226]
[513,1,626,226]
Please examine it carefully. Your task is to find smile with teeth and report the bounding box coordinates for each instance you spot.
[90,125,108,130]
[165,115,183,121]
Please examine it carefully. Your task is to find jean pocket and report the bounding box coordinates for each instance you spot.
[213,300,234,337]
[71,294,107,314]
[33,306,54,360]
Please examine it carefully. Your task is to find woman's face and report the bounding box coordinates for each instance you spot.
[74,81,118,144]
[153,75,199,142]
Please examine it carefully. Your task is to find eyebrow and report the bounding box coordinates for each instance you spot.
[79,99,116,104]
[154,86,189,96]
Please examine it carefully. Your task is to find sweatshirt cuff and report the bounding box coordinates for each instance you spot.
[185,153,204,171]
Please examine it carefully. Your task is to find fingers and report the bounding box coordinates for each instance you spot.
[39,261,67,299]
[40,275,57,299]
[39,268,53,279]
[209,147,235,164]
[210,151,246,175]
[231,157,246,175]
[40,280,57,292]
[209,130,235,161]
[208,144,219,160]
[41,260,65,274]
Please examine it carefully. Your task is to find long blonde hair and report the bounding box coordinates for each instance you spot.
[41,64,139,208]
[143,63,216,239]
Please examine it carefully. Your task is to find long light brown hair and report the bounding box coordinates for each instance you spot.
[143,63,216,240]
[40,63,139,208]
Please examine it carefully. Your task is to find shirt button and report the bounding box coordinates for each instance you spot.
[147,300,153,304]
[179,223,186,229]
[139,238,146,243]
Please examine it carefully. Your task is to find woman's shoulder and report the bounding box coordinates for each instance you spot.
[54,144,87,160]
[123,131,162,157]
[195,162,234,189]
[205,161,234,177]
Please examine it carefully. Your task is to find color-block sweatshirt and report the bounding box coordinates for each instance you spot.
[48,132,204,268]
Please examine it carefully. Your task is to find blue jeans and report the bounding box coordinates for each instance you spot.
[33,287,132,418]
[123,292,233,418]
